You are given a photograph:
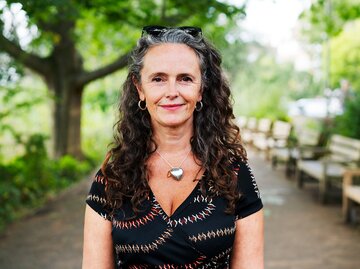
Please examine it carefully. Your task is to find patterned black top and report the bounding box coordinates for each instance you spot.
[86,160,263,269]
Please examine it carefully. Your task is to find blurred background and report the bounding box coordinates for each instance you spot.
[1,0,360,268]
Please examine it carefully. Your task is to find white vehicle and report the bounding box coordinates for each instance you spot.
[288,96,343,118]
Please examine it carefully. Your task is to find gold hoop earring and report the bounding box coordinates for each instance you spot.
[195,101,203,111]
[138,100,147,110]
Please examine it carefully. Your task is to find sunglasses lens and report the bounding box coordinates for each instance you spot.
[179,27,202,37]
[142,26,202,38]
[142,26,168,37]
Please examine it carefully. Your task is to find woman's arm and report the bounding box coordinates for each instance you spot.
[82,205,114,269]
[230,209,264,269]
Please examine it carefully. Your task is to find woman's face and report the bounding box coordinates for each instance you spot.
[136,43,202,129]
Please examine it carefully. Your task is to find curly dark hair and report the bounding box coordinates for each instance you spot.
[103,28,247,217]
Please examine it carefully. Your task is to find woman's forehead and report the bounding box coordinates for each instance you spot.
[144,43,198,61]
[142,43,201,75]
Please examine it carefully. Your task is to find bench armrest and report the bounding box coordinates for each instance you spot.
[343,168,360,187]
[344,169,360,177]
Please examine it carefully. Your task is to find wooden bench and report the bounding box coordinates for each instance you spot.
[236,116,247,130]
[253,120,292,160]
[271,128,321,178]
[241,117,257,145]
[343,169,360,223]
[253,118,272,135]
[251,118,272,149]
[296,134,360,203]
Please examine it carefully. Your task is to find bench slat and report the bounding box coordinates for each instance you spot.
[329,144,360,161]
[257,118,272,133]
[332,134,360,149]
[272,121,291,138]
[298,160,344,180]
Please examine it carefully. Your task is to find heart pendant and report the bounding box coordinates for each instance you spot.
[167,167,184,181]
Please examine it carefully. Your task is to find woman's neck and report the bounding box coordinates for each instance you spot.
[152,125,193,154]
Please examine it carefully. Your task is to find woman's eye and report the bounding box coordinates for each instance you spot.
[181,76,193,82]
[152,77,163,82]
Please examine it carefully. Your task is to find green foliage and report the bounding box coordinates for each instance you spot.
[299,0,360,145]
[221,36,248,81]
[300,1,360,90]
[287,71,323,100]
[0,133,92,231]
[300,0,360,42]
[81,69,126,163]
[75,1,244,70]
[0,77,103,232]
[330,19,360,90]
[231,43,322,120]
[333,93,360,139]
[83,75,120,113]
[1,0,245,65]
[0,80,49,160]
[0,85,43,121]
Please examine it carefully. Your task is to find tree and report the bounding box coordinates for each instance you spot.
[300,0,360,41]
[0,0,244,158]
[228,40,323,120]
[330,20,360,91]
[300,0,360,90]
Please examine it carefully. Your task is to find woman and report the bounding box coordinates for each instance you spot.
[83,26,264,269]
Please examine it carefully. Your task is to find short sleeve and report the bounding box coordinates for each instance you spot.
[234,161,263,220]
[86,169,111,221]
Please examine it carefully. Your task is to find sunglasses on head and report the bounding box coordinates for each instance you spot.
[141,25,202,38]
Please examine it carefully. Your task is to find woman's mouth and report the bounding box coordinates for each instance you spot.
[160,104,184,110]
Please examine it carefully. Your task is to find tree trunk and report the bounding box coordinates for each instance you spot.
[46,32,85,160]
[52,83,84,159]
[67,87,83,158]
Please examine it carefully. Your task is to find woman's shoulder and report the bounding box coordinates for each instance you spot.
[230,157,260,197]
[230,157,263,219]
[94,168,108,185]
[86,168,111,220]
[229,156,249,171]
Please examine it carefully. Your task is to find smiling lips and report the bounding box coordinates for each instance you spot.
[160,104,184,110]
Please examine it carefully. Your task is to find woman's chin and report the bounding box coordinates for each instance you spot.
[154,118,193,129]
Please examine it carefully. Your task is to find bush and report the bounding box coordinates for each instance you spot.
[333,93,360,139]
[51,155,91,188]
[0,134,93,232]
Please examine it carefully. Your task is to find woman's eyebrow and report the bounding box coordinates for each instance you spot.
[146,72,167,79]
[178,73,199,80]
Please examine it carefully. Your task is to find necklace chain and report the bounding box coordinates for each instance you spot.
[156,149,191,169]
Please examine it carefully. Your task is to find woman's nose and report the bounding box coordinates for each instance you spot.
[165,80,179,98]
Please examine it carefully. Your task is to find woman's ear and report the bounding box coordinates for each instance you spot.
[197,88,203,102]
[198,84,204,101]
[132,75,145,100]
